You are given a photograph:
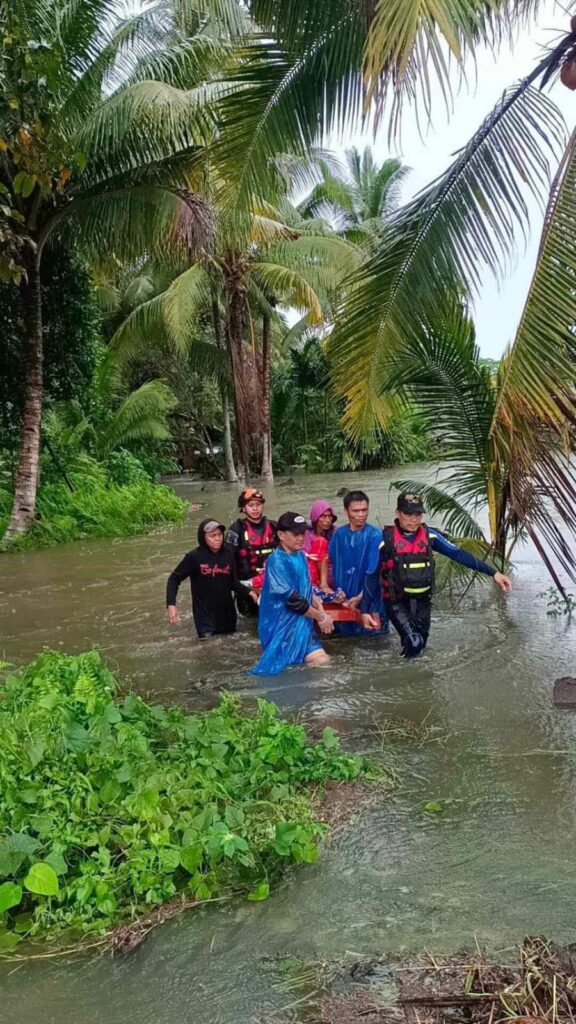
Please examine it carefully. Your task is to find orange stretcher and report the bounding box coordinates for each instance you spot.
[321,602,362,624]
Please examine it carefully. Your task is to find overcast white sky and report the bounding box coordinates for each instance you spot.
[336,0,576,358]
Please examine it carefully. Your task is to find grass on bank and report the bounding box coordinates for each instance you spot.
[0,651,379,950]
[0,465,186,552]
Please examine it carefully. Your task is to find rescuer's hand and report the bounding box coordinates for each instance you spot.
[361,613,380,631]
[167,605,179,626]
[493,572,512,593]
[318,615,334,635]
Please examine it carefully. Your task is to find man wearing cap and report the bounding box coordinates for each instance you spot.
[166,518,245,639]
[251,512,334,675]
[360,492,512,658]
[226,488,277,616]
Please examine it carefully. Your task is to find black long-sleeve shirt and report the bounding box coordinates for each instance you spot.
[166,545,245,638]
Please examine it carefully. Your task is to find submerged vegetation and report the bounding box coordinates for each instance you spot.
[0,651,374,947]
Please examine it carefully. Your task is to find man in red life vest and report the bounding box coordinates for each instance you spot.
[360,492,511,658]
[226,488,277,616]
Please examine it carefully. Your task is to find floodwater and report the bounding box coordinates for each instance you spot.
[1,466,576,1024]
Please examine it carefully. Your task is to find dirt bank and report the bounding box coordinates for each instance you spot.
[274,937,576,1024]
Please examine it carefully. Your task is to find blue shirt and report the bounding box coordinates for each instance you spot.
[329,522,388,634]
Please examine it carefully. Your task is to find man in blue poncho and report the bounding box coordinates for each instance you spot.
[251,512,334,676]
[328,490,388,636]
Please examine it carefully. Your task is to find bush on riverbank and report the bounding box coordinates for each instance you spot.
[0,469,185,551]
[0,651,370,947]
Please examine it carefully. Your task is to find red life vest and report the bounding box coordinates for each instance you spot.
[381,523,434,601]
[239,518,276,577]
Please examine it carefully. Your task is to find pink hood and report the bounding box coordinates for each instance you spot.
[309,499,337,526]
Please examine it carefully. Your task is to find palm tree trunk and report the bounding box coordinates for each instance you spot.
[221,390,238,483]
[224,261,250,483]
[211,293,237,482]
[4,257,43,539]
[260,312,273,482]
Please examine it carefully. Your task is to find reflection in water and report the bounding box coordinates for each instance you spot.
[1,468,576,1024]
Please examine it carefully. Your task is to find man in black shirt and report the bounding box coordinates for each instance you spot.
[226,488,277,616]
[166,519,244,639]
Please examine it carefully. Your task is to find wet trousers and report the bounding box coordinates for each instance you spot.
[385,596,432,658]
[236,591,259,618]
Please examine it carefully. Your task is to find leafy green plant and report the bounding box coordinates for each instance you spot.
[0,465,186,551]
[0,651,374,946]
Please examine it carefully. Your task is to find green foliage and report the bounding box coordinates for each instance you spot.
[271,338,435,473]
[0,463,186,551]
[0,247,99,439]
[104,449,148,486]
[0,650,371,943]
[299,147,408,247]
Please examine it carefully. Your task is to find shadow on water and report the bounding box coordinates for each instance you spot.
[1,468,576,1023]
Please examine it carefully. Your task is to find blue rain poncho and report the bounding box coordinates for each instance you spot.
[328,523,388,636]
[250,548,322,676]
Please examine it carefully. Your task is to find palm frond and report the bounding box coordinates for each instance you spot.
[363,0,489,122]
[213,33,365,209]
[388,302,496,491]
[122,36,229,92]
[74,80,215,184]
[105,379,178,452]
[174,0,250,40]
[505,427,576,591]
[111,263,212,359]
[493,128,576,438]
[298,175,357,224]
[250,206,300,243]
[249,262,323,322]
[44,186,214,261]
[59,4,171,128]
[328,82,566,440]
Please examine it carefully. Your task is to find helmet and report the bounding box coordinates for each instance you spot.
[238,487,265,509]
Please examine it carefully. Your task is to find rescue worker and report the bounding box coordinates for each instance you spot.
[226,488,277,616]
[360,492,512,657]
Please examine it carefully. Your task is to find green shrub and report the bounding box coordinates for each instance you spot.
[0,651,370,945]
[0,471,186,551]
[104,449,148,486]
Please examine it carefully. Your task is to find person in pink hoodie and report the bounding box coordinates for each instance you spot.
[303,500,339,593]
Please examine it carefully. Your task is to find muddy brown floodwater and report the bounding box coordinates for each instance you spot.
[1,466,576,1024]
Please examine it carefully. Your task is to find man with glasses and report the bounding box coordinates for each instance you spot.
[360,492,511,658]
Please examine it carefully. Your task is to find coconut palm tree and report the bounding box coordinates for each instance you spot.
[381,286,576,593]
[0,0,236,538]
[212,2,576,583]
[298,147,408,247]
[214,0,551,208]
[111,198,358,481]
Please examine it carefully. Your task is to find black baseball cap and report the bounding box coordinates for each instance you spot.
[397,492,425,515]
[277,512,309,534]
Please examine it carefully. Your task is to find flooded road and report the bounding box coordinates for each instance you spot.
[1,467,576,1024]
